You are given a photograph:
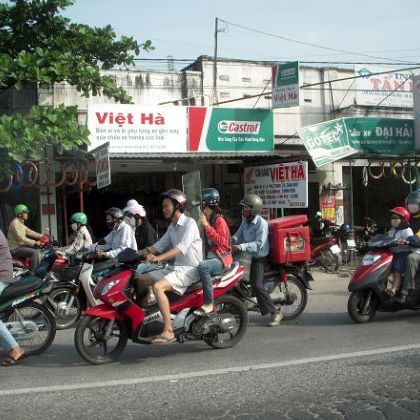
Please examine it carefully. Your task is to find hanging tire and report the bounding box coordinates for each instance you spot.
[48,287,83,330]
[320,249,342,271]
[204,295,248,349]
[348,290,377,323]
[75,316,128,364]
[270,275,308,321]
[5,301,56,356]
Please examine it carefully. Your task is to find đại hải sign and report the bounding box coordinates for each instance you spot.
[298,117,415,167]
[244,161,308,208]
[88,105,274,153]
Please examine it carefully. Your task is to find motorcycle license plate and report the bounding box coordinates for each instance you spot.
[347,239,356,248]
[330,244,341,254]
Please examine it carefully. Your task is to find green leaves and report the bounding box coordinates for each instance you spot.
[0,0,153,167]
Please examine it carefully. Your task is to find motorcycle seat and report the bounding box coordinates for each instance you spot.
[310,237,332,246]
[0,275,43,304]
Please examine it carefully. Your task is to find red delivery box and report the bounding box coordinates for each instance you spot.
[268,215,310,264]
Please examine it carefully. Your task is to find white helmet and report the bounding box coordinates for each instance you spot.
[123,199,146,217]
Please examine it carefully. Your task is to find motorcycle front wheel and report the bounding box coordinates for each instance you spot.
[48,287,83,330]
[5,301,56,356]
[270,275,308,320]
[204,295,248,349]
[348,290,377,323]
[75,316,128,364]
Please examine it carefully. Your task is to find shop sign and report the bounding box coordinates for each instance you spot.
[188,107,273,152]
[272,61,299,108]
[87,105,188,153]
[244,161,308,208]
[299,117,415,167]
[298,119,357,167]
[355,65,416,108]
[414,75,420,151]
[90,142,111,189]
[320,194,336,222]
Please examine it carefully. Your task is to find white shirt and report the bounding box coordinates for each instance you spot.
[90,221,137,259]
[154,214,203,278]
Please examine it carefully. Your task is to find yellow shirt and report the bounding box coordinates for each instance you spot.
[7,218,42,250]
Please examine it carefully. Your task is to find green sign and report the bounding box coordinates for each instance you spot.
[206,108,273,151]
[298,118,415,167]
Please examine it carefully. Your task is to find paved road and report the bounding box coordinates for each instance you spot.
[1,270,420,419]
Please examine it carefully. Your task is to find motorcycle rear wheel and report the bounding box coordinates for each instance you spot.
[204,295,248,349]
[271,275,308,320]
[75,316,128,364]
[48,287,83,330]
[5,301,56,356]
[348,290,377,323]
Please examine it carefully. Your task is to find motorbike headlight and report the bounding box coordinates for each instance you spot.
[361,254,381,266]
[99,279,121,296]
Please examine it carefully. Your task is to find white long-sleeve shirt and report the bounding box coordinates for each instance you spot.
[89,222,137,259]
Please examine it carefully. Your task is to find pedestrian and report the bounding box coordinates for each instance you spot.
[0,228,25,366]
[232,194,283,327]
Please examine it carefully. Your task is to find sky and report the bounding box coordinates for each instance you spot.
[59,0,420,70]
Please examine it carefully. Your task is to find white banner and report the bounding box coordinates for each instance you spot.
[244,161,308,208]
[87,105,188,153]
[414,75,420,152]
[355,65,415,108]
[91,142,111,189]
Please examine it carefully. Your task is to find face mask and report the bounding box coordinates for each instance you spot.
[408,204,419,214]
[129,217,136,227]
[106,221,115,231]
[71,223,78,232]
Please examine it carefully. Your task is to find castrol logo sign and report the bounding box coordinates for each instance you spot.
[217,120,261,134]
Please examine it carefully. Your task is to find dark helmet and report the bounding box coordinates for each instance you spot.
[104,207,124,220]
[239,194,263,216]
[161,189,187,211]
[201,188,220,207]
[406,190,420,215]
[339,223,350,233]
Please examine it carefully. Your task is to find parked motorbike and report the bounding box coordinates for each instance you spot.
[353,217,379,255]
[0,249,57,355]
[310,220,342,271]
[347,234,420,323]
[74,249,248,364]
[232,251,313,320]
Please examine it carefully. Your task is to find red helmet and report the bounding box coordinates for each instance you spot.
[390,206,411,221]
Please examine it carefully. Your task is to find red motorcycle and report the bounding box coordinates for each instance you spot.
[74,249,249,364]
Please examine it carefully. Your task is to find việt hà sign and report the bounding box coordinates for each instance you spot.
[244,161,308,208]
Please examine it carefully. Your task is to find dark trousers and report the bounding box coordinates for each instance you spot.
[402,252,420,293]
[11,247,40,271]
[250,257,276,316]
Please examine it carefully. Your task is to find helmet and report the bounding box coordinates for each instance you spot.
[123,199,146,217]
[201,188,220,207]
[406,190,420,215]
[71,212,88,225]
[161,189,187,211]
[14,204,29,216]
[339,223,350,233]
[104,207,124,220]
[390,206,411,221]
[239,194,263,216]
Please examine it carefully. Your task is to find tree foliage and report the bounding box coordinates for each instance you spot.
[0,0,153,164]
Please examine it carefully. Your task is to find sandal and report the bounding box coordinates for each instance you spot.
[151,335,176,345]
[2,352,26,366]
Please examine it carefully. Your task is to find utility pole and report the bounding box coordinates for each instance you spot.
[213,17,219,105]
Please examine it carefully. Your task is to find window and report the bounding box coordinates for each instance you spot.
[220,92,230,98]
[242,77,252,83]
[219,75,230,82]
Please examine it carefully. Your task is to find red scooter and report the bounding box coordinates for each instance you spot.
[348,234,420,323]
[74,249,249,364]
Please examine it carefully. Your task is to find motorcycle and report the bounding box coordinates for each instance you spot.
[310,220,342,271]
[0,249,57,355]
[232,251,313,320]
[353,217,379,255]
[347,234,420,323]
[74,249,249,364]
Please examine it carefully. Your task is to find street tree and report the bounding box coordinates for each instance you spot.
[0,0,153,166]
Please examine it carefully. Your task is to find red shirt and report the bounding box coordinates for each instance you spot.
[203,215,233,269]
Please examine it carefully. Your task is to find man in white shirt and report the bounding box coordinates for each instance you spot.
[137,189,202,344]
[90,207,137,259]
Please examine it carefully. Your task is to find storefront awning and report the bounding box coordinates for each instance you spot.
[109,151,284,160]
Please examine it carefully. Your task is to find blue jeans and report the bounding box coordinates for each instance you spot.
[198,258,224,304]
[0,281,18,352]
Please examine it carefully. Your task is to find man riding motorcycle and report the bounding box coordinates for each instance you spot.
[88,207,137,259]
[7,204,43,272]
[396,190,420,303]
